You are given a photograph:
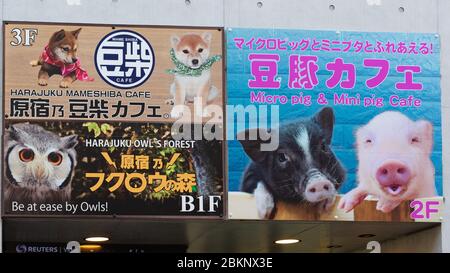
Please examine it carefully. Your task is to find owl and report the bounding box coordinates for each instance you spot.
[4,123,78,207]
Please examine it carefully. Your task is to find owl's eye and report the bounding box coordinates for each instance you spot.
[48,152,63,166]
[19,148,34,162]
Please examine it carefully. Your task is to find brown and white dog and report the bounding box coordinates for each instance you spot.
[168,33,219,118]
[30,28,92,88]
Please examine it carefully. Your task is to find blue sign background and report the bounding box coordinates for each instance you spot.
[226,28,442,195]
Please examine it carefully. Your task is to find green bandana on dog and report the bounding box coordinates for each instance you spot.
[166,48,222,77]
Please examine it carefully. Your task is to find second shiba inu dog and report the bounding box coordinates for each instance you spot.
[167,33,221,118]
[30,28,93,88]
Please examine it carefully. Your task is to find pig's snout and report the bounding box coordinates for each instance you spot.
[304,180,335,203]
[375,161,411,195]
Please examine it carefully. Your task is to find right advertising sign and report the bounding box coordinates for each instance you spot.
[226,28,443,222]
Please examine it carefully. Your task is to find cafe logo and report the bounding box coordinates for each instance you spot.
[95,30,155,89]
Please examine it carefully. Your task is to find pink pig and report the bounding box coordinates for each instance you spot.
[339,111,436,213]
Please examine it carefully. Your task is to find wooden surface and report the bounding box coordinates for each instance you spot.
[353,198,413,222]
[273,196,353,221]
[4,23,224,123]
[228,192,444,222]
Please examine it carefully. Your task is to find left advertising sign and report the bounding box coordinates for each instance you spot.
[2,22,224,217]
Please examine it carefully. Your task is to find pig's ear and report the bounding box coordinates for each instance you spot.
[237,129,269,163]
[312,107,335,144]
[415,120,433,154]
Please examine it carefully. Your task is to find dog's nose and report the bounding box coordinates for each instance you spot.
[72,57,78,63]
[192,59,199,65]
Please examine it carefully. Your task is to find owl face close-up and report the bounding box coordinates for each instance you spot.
[5,123,78,191]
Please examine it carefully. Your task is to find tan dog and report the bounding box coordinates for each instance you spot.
[31,28,92,88]
[167,33,220,118]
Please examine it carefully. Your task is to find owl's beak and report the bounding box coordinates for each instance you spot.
[33,164,48,181]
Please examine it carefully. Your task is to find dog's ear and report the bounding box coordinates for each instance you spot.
[171,35,180,48]
[312,107,334,144]
[53,29,66,42]
[237,129,270,163]
[71,28,82,39]
[202,32,212,45]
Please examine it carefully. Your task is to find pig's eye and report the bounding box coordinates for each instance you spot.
[411,137,420,143]
[277,152,288,163]
[183,49,189,54]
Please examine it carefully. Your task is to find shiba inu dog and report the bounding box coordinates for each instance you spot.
[30,28,93,88]
[166,33,221,118]
[238,107,346,219]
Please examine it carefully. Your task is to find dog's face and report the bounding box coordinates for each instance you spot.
[171,33,211,69]
[239,107,346,203]
[48,28,81,64]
